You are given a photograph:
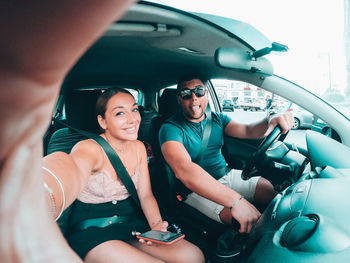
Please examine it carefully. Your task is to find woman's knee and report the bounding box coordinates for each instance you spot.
[171,240,205,263]
[131,239,204,263]
[85,240,165,263]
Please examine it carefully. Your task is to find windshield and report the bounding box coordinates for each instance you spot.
[147,0,349,117]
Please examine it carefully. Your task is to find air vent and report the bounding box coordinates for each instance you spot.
[281,215,318,247]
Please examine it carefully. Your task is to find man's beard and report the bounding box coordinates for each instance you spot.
[183,109,205,121]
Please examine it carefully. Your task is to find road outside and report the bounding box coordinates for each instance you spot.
[224,109,307,148]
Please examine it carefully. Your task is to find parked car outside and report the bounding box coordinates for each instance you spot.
[271,104,313,130]
[288,104,313,129]
[222,99,234,111]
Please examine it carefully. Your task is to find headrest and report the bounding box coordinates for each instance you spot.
[65,89,103,131]
[158,88,179,119]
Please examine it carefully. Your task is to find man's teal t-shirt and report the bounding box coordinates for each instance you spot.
[159,112,231,179]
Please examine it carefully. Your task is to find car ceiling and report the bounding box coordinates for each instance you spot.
[63,1,270,94]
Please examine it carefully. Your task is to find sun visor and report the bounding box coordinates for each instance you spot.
[215,47,273,76]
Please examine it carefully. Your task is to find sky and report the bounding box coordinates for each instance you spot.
[151,0,346,95]
[157,1,343,49]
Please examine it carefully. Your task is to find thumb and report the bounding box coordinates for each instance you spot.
[264,123,274,137]
[161,221,169,231]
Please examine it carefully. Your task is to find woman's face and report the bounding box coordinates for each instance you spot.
[99,92,140,141]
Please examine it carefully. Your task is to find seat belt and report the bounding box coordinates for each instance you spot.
[53,119,140,206]
[92,135,141,206]
[194,108,212,165]
[175,108,213,200]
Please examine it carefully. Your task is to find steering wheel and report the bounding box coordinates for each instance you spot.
[241,126,288,180]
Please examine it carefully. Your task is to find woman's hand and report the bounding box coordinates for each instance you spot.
[136,235,157,246]
[151,220,168,232]
[135,220,169,246]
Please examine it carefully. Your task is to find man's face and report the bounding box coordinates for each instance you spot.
[177,78,208,122]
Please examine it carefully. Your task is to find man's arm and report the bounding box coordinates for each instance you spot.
[162,141,241,207]
[224,112,294,139]
[161,140,260,233]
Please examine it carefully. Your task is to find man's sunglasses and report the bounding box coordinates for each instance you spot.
[178,86,206,100]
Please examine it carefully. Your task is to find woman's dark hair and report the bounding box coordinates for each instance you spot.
[96,87,133,118]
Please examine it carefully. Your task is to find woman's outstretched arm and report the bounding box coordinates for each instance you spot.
[0,1,135,262]
[42,140,103,220]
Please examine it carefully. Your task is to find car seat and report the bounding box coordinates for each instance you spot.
[47,89,102,154]
[45,89,103,234]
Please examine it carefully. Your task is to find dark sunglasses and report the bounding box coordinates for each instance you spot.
[178,86,206,100]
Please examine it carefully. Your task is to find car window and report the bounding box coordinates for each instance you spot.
[212,78,274,121]
[210,78,329,146]
[128,88,141,105]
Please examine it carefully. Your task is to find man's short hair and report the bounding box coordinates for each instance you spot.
[176,77,207,91]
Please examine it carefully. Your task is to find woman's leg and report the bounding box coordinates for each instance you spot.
[131,239,205,263]
[84,240,165,263]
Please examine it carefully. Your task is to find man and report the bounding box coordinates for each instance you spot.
[159,78,294,234]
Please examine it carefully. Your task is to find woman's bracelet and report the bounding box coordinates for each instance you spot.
[42,166,66,221]
[43,183,57,218]
[230,196,243,210]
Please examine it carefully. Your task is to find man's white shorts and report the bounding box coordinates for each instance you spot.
[184,169,260,223]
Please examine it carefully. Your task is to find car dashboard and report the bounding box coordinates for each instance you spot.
[243,130,350,262]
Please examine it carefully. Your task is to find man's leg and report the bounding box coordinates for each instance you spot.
[184,191,224,223]
[184,169,262,225]
[253,177,277,211]
[221,169,277,212]
[216,169,268,224]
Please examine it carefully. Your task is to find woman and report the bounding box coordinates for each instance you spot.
[42,88,204,263]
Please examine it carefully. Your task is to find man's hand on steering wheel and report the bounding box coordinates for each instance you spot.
[242,111,295,180]
[264,111,294,137]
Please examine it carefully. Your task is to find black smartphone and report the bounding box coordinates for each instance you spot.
[136,230,185,245]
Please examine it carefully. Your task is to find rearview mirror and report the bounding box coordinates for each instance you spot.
[215,47,274,75]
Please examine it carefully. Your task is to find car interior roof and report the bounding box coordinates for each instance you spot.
[62,1,266,95]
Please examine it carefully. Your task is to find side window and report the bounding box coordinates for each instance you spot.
[211,79,274,124]
[127,88,141,105]
[211,78,319,132]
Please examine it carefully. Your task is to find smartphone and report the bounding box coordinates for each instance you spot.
[136,230,185,245]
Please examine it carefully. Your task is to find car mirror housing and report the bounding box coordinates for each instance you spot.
[252,42,289,59]
[215,47,274,75]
